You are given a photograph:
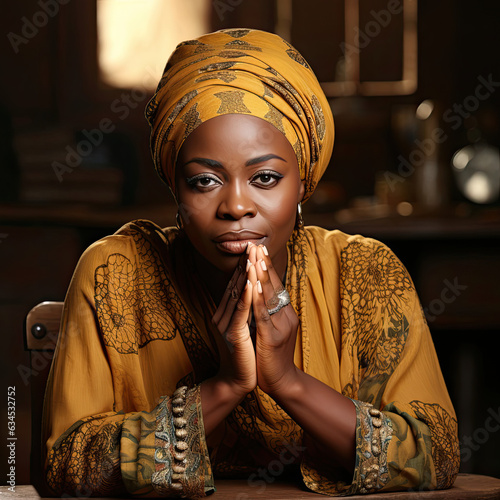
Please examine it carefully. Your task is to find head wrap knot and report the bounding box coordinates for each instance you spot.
[146,28,334,202]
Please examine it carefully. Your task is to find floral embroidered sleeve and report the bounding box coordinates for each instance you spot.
[43,230,215,497]
[301,235,460,496]
[45,387,213,497]
[343,237,460,494]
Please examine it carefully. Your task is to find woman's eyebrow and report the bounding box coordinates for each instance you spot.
[182,158,224,169]
[183,154,287,169]
[245,154,287,166]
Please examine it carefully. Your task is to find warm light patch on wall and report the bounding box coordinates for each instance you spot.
[97,0,210,90]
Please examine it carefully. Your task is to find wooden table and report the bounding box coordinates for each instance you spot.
[2,474,500,499]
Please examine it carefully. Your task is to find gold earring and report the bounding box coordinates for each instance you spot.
[175,211,184,230]
[297,203,304,227]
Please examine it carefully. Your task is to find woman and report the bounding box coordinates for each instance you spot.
[43,28,460,497]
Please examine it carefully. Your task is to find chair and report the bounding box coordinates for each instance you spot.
[25,302,500,499]
[25,301,64,497]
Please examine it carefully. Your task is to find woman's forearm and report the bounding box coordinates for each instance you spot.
[270,367,357,475]
[200,376,247,437]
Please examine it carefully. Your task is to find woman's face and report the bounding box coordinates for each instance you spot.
[175,114,304,276]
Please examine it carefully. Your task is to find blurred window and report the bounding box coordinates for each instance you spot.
[97,0,211,90]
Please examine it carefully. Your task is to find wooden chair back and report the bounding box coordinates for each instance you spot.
[25,301,63,497]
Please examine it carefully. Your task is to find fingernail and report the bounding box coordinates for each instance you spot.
[256,280,262,294]
[246,259,252,271]
[246,242,253,254]
[245,279,250,290]
[260,259,267,271]
[262,245,269,256]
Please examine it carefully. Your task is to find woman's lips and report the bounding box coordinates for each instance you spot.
[216,237,266,255]
[213,230,266,255]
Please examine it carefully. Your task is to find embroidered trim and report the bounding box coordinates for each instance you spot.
[351,400,392,495]
[152,385,214,497]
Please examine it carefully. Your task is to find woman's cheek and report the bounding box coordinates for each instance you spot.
[262,196,296,225]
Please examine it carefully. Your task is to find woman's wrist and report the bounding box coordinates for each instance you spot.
[200,375,250,437]
[264,365,304,403]
[265,369,357,474]
[211,373,251,402]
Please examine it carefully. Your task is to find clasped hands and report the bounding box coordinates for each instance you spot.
[212,243,299,400]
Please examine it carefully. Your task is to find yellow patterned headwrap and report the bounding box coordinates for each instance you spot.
[146,28,334,202]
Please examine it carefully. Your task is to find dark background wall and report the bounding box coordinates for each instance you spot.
[1,0,499,486]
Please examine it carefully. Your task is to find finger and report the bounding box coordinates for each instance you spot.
[217,254,245,312]
[247,260,257,283]
[212,272,238,325]
[252,277,274,332]
[213,254,247,325]
[244,263,255,328]
[225,279,253,342]
[253,276,295,352]
[247,242,258,265]
[217,266,249,334]
[256,245,284,292]
[256,250,294,323]
[255,258,277,309]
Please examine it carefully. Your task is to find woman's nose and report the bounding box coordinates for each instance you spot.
[217,182,256,220]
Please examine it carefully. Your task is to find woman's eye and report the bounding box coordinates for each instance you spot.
[186,174,221,190]
[251,171,283,187]
[198,177,214,186]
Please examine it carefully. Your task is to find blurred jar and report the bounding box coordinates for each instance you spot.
[452,142,500,204]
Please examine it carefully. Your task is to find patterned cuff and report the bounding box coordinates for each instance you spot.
[152,385,215,497]
[349,399,392,495]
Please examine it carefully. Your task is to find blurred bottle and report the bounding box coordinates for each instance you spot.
[414,100,449,211]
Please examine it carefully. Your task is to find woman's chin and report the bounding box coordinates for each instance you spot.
[191,246,241,277]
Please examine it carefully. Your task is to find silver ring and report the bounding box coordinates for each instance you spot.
[267,289,291,316]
